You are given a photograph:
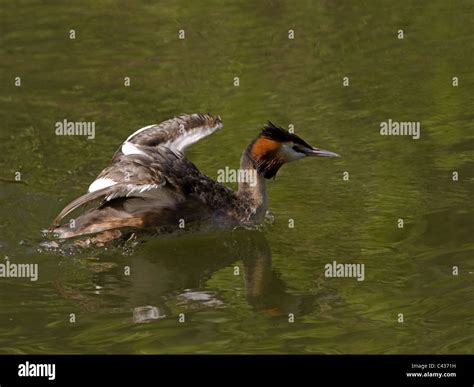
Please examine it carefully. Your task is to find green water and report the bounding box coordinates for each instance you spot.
[0,0,473,354]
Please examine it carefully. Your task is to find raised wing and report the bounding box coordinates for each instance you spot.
[112,113,223,161]
[89,113,222,193]
[52,113,223,233]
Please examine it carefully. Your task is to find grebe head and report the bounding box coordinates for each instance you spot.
[248,121,340,179]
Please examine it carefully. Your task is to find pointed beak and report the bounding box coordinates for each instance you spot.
[305,147,340,157]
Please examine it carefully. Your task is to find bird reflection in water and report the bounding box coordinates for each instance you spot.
[54,230,320,322]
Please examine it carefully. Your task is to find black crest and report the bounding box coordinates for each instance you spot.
[261,122,312,148]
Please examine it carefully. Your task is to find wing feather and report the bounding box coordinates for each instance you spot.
[54,151,180,227]
[52,186,113,227]
[53,114,220,231]
[113,113,222,161]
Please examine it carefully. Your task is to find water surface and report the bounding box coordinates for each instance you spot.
[0,0,473,353]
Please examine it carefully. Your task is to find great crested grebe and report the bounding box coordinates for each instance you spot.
[51,113,339,240]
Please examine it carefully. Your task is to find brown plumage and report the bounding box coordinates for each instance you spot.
[50,114,339,240]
